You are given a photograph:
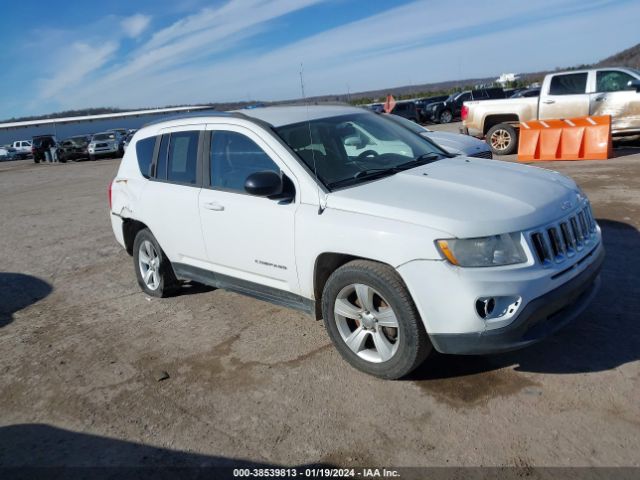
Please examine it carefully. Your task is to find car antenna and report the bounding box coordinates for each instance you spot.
[299,62,326,214]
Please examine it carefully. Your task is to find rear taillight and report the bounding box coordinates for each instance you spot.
[461,105,469,121]
[108,180,113,210]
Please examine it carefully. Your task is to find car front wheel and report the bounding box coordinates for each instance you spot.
[322,260,431,379]
[133,229,179,297]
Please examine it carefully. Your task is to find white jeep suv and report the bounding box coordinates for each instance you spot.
[109,106,604,379]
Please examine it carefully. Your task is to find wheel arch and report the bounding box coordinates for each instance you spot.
[312,252,397,320]
[483,114,520,135]
[122,218,150,256]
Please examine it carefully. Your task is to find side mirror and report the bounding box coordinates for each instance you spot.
[627,79,640,92]
[244,171,283,197]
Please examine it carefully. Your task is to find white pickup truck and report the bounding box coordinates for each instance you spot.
[11,140,32,159]
[463,67,640,155]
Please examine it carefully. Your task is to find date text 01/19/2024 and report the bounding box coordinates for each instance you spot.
[232,467,401,478]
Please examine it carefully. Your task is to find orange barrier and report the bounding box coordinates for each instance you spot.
[518,115,612,162]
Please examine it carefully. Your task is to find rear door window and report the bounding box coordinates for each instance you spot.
[549,73,588,95]
[166,131,199,185]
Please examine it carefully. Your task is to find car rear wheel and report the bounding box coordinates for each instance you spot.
[322,260,432,379]
[439,110,453,124]
[133,229,179,298]
[487,123,519,155]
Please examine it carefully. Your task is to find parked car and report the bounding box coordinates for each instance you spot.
[367,104,384,113]
[123,131,137,152]
[463,67,640,154]
[0,146,18,161]
[382,113,492,158]
[10,140,32,159]
[57,135,91,162]
[88,132,121,160]
[510,87,541,98]
[428,88,506,124]
[109,106,603,379]
[107,128,128,153]
[31,135,58,163]
[389,101,420,122]
[415,95,448,122]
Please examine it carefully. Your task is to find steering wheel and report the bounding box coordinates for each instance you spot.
[357,150,379,160]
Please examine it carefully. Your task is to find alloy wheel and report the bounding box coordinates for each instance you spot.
[138,240,160,290]
[334,283,400,363]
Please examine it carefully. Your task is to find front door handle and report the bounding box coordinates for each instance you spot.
[203,202,225,211]
[594,96,606,102]
[542,99,555,105]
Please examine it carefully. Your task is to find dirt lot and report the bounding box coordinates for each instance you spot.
[0,129,639,470]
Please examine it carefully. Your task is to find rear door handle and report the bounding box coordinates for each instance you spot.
[542,99,555,105]
[203,202,225,211]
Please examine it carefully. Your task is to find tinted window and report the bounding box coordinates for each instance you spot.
[135,136,156,179]
[549,73,588,95]
[456,92,471,104]
[210,131,279,192]
[167,131,199,184]
[596,70,635,92]
[156,134,169,180]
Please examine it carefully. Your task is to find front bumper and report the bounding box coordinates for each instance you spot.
[429,246,604,354]
[398,239,604,355]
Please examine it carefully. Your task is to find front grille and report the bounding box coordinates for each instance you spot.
[529,203,597,265]
[470,150,493,159]
[96,143,108,148]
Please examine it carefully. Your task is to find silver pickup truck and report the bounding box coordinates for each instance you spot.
[463,67,640,155]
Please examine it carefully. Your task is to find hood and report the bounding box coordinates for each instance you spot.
[422,131,490,156]
[326,157,580,238]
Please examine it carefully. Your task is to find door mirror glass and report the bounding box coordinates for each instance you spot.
[244,171,283,197]
[627,79,640,92]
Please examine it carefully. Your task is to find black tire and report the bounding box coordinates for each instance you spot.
[486,123,519,155]
[132,229,179,298]
[438,109,453,124]
[33,157,40,164]
[321,260,432,379]
[89,154,96,161]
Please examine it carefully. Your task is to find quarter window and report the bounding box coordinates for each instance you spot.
[549,73,588,95]
[135,136,156,179]
[210,131,279,192]
[596,70,635,93]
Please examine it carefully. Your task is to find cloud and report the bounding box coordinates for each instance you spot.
[22,0,640,115]
[121,14,151,38]
[38,41,118,100]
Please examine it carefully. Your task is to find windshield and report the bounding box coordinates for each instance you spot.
[275,112,449,190]
[93,133,114,141]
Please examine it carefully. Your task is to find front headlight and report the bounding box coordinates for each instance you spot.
[436,233,527,267]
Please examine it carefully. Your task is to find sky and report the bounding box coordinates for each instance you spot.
[1,0,639,119]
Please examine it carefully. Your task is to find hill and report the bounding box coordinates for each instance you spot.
[595,43,640,69]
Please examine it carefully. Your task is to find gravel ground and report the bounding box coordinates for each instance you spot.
[0,132,639,470]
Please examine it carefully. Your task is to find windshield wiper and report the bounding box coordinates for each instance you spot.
[354,152,446,178]
[327,152,447,189]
